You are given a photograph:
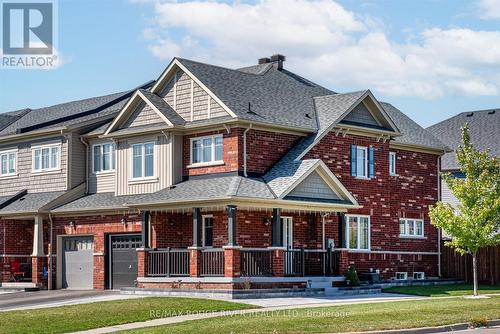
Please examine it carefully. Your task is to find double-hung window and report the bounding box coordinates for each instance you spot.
[350,145,374,178]
[33,144,60,172]
[93,143,116,173]
[132,142,155,179]
[190,135,223,165]
[0,150,17,177]
[345,215,370,250]
[389,152,396,175]
[399,218,424,238]
[202,215,214,247]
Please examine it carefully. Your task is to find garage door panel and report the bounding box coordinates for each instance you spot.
[62,236,93,289]
[110,235,141,289]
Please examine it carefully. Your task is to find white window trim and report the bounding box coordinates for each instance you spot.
[345,214,371,251]
[202,215,214,247]
[395,272,408,280]
[31,143,61,173]
[92,142,116,175]
[130,141,156,181]
[0,148,18,178]
[399,218,425,238]
[189,134,223,167]
[413,272,425,280]
[355,146,369,179]
[389,151,397,176]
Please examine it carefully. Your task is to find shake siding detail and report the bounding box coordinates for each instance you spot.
[120,102,164,129]
[159,69,228,121]
[87,138,115,194]
[0,138,68,195]
[288,171,339,200]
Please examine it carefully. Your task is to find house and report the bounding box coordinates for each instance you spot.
[0,55,447,291]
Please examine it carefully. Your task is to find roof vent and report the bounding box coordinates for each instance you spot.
[258,57,271,64]
[466,112,474,117]
[488,109,496,115]
[270,54,285,70]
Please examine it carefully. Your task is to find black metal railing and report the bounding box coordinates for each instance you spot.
[284,248,340,276]
[240,249,273,276]
[200,248,224,276]
[147,248,190,277]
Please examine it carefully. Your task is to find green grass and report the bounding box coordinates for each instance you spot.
[125,296,500,334]
[0,297,256,334]
[382,284,500,297]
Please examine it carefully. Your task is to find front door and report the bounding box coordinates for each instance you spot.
[109,234,142,289]
[282,217,294,275]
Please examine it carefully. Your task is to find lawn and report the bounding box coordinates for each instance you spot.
[125,296,500,334]
[0,297,256,334]
[382,284,500,297]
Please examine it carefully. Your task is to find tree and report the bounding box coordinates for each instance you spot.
[429,124,500,296]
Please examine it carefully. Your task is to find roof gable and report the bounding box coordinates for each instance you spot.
[286,170,340,201]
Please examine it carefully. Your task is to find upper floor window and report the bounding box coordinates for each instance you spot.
[0,149,17,177]
[350,145,374,179]
[345,215,370,250]
[93,143,116,173]
[190,135,223,165]
[389,152,396,175]
[132,142,154,179]
[399,218,424,238]
[32,144,60,172]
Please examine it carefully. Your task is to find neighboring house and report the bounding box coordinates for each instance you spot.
[0,55,447,290]
[427,109,499,210]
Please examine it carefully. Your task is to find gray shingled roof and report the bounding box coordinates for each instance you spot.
[381,102,448,151]
[264,159,319,198]
[0,191,65,215]
[177,58,334,130]
[52,192,147,212]
[426,108,499,170]
[105,122,169,137]
[0,109,31,131]
[139,89,186,126]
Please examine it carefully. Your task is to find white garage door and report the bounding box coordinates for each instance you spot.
[62,236,94,289]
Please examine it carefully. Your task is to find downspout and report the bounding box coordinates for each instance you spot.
[80,137,89,194]
[48,213,54,290]
[437,156,441,277]
[321,213,327,250]
[243,124,253,177]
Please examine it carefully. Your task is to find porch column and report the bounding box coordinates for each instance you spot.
[192,208,202,247]
[271,208,282,247]
[137,248,150,278]
[271,248,284,277]
[224,205,241,277]
[189,208,202,277]
[227,205,237,246]
[32,215,45,256]
[141,211,150,248]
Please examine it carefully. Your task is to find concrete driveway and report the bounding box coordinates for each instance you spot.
[0,290,143,312]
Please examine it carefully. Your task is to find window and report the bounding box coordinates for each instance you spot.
[93,143,116,173]
[33,144,60,172]
[395,272,408,280]
[399,218,424,238]
[389,152,396,175]
[131,142,155,179]
[0,150,17,177]
[345,215,370,250]
[350,145,374,178]
[202,215,214,247]
[190,135,223,165]
[413,272,425,280]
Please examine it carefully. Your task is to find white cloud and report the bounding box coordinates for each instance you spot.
[477,0,500,19]
[137,0,500,98]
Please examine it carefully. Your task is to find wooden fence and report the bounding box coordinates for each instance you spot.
[441,243,500,285]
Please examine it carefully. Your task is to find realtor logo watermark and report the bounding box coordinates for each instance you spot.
[1,0,58,69]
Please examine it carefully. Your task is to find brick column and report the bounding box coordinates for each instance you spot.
[270,248,284,277]
[189,247,201,277]
[31,256,47,288]
[338,250,350,275]
[223,246,241,278]
[93,253,105,289]
[137,248,150,278]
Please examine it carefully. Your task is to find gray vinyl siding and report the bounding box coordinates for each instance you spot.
[0,137,68,195]
[115,134,171,196]
[69,133,86,188]
[120,102,164,129]
[159,69,228,121]
[441,180,459,209]
[87,138,115,194]
[343,102,379,127]
[288,171,339,200]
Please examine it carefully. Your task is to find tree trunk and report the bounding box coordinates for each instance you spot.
[472,252,478,296]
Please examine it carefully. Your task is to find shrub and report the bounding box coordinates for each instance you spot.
[346,266,360,286]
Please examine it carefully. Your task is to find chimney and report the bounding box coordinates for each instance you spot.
[258,57,271,65]
[270,54,285,70]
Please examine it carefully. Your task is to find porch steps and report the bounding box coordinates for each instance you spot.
[308,277,382,296]
[0,282,40,292]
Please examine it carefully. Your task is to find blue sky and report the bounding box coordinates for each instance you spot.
[1,0,499,127]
